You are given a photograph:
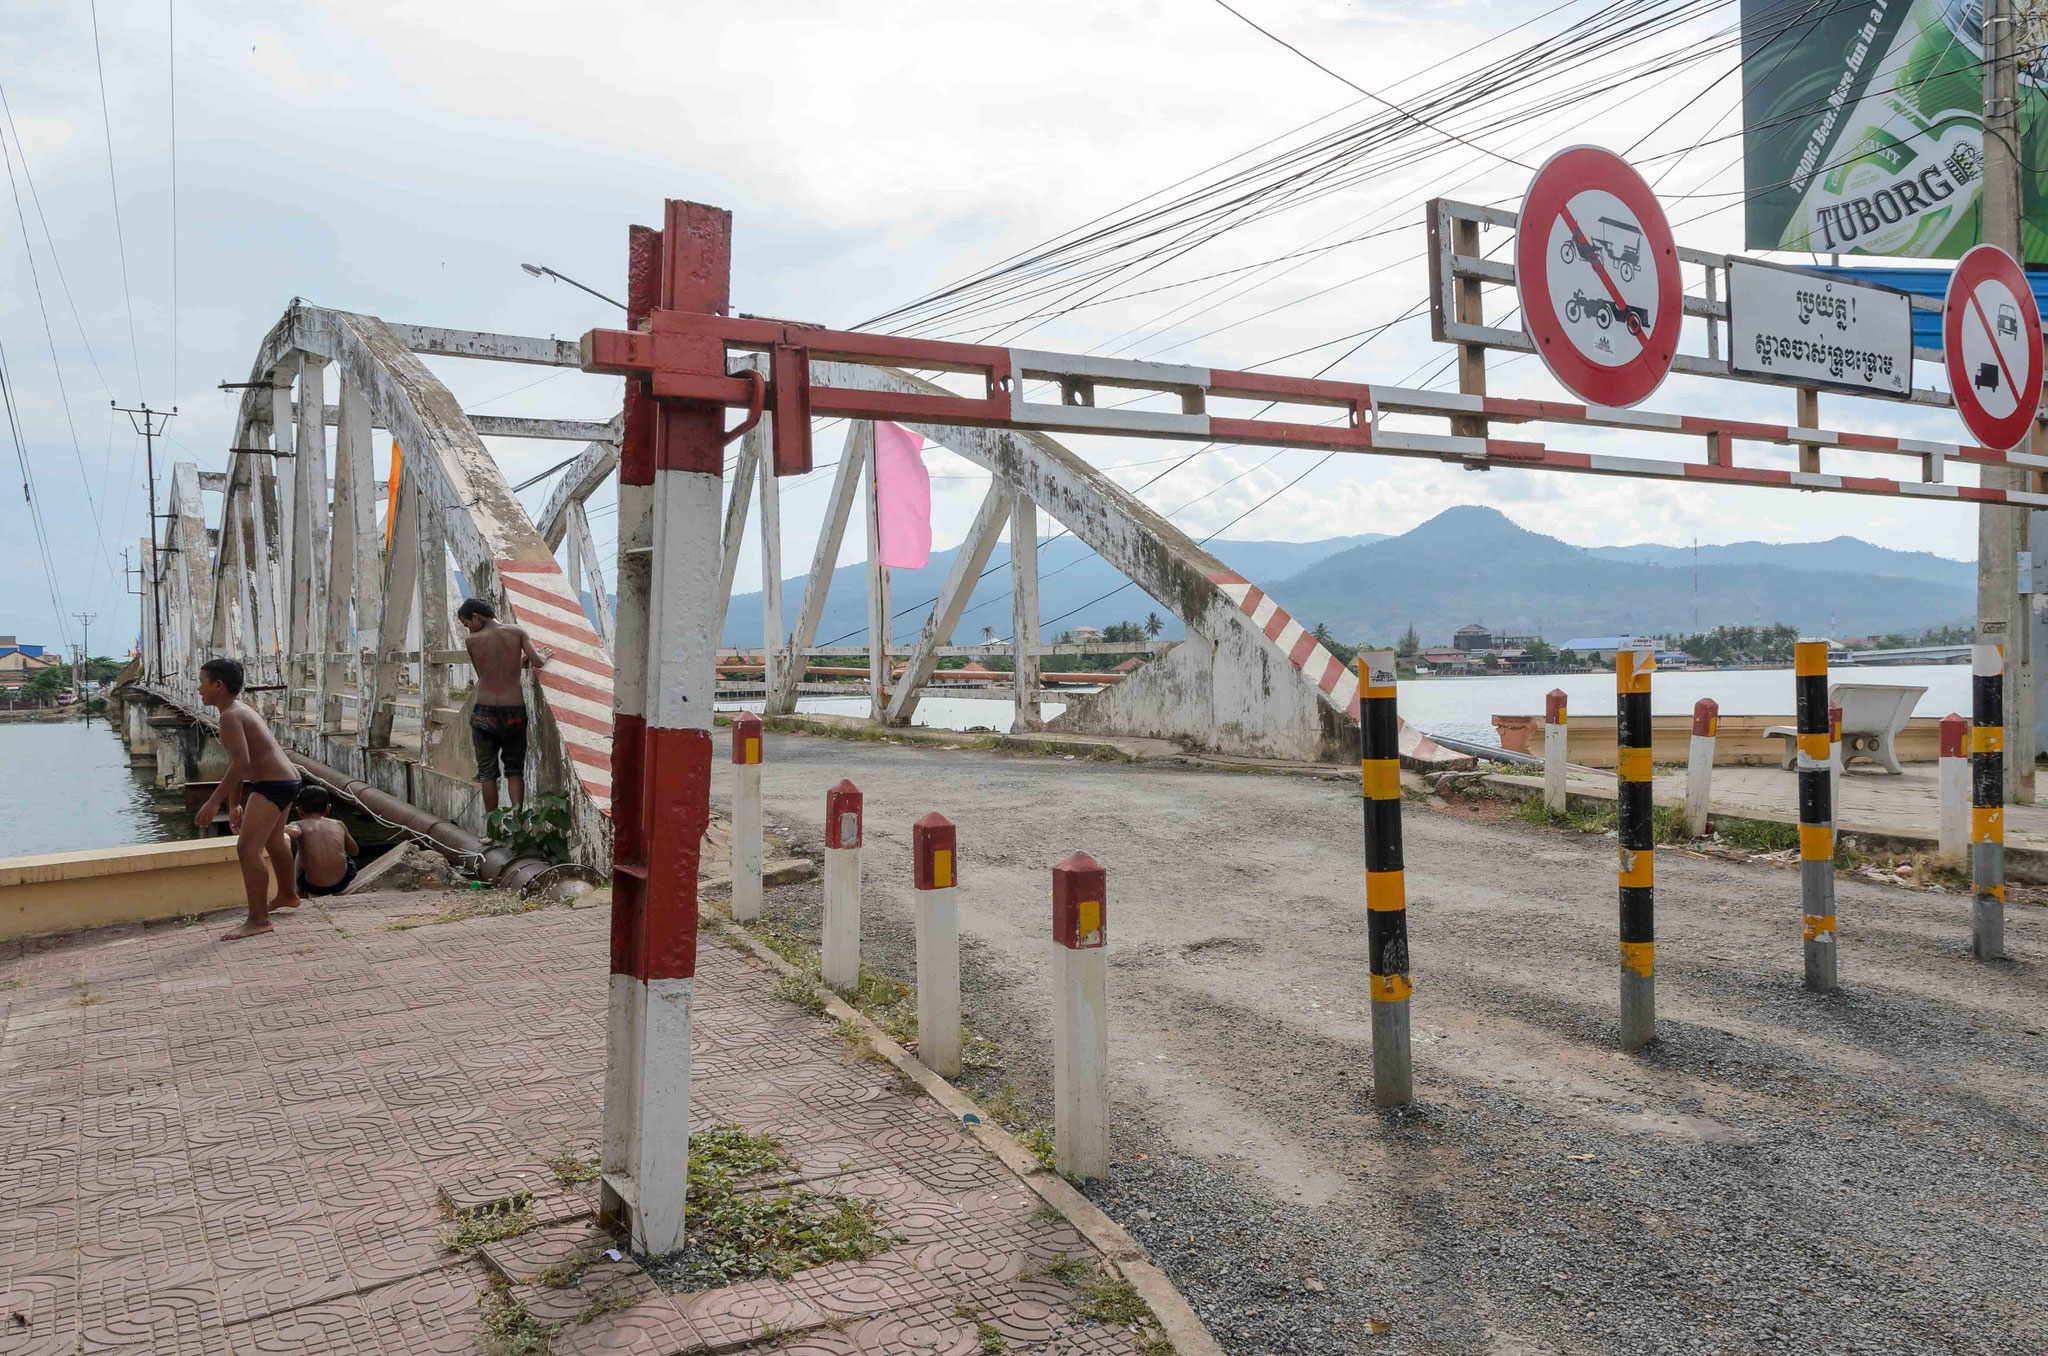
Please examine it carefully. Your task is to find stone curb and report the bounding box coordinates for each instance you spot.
[705,915,1228,1356]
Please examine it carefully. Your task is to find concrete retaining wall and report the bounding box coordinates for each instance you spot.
[0,839,271,940]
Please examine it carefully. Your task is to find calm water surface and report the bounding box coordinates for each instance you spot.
[0,718,197,858]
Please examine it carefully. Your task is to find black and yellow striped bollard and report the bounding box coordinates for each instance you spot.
[1794,638,1836,992]
[1357,650,1412,1107]
[1616,640,1656,1050]
[1972,634,2006,961]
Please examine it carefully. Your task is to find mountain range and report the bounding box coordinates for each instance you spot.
[716,507,1973,647]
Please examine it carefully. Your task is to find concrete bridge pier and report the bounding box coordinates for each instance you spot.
[122,696,159,764]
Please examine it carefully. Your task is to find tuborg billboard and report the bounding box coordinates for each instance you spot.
[1742,0,2048,263]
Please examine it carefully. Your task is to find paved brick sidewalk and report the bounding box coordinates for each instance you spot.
[0,886,1162,1355]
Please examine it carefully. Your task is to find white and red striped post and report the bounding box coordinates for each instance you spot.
[1052,850,1110,1181]
[730,713,763,923]
[600,202,728,1256]
[1685,697,1717,838]
[823,779,863,996]
[1543,688,1568,814]
[1939,712,1969,858]
[913,812,961,1077]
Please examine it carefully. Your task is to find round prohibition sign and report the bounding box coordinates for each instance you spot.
[1515,145,1682,408]
[1943,243,2043,453]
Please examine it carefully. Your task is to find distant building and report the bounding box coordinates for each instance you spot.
[1070,625,1103,641]
[1419,647,1480,673]
[1452,624,1493,652]
[1560,635,1645,665]
[0,637,60,691]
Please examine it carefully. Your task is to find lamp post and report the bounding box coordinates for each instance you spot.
[519,262,626,311]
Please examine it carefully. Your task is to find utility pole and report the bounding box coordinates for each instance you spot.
[1978,0,2034,800]
[73,612,94,713]
[113,402,176,684]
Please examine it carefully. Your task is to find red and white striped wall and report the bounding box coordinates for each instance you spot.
[494,558,616,814]
[1204,569,1453,762]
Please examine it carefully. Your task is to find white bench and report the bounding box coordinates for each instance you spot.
[1764,682,1927,775]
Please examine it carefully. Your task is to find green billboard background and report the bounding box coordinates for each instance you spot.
[1742,0,2048,263]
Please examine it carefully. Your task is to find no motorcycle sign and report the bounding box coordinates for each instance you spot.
[1517,146,1683,408]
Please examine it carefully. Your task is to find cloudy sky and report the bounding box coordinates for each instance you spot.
[0,0,1993,656]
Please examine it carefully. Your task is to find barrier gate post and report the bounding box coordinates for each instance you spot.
[1358,651,1413,1106]
[602,201,729,1256]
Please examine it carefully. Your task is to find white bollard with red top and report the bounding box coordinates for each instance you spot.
[913,813,961,1077]
[1543,688,1568,814]
[1052,851,1110,1181]
[822,779,863,995]
[1685,698,1718,838]
[731,713,764,923]
[1939,712,1969,858]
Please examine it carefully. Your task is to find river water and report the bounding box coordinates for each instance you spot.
[0,718,198,859]
[7,666,1964,858]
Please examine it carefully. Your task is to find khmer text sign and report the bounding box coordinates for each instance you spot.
[1727,258,1912,398]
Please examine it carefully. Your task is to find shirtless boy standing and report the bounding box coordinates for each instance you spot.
[194,657,302,940]
[285,785,360,897]
[457,598,552,813]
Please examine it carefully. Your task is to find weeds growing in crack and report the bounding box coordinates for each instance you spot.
[643,1124,894,1290]
[439,1198,535,1253]
[544,1144,600,1186]
[769,971,828,1015]
[385,892,544,931]
[478,1282,555,1355]
[976,1321,1009,1352]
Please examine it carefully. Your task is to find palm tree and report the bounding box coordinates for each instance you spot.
[1144,612,1163,638]
[1312,622,1332,645]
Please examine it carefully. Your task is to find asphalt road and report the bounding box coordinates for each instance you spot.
[715,731,2048,1356]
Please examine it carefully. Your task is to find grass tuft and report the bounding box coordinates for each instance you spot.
[652,1123,894,1289]
[544,1144,600,1186]
[386,892,542,931]
[1716,817,1799,853]
[439,1198,535,1253]
[479,1284,555,1356]
[976,1321,1009,1353]
[1911,850,1969,887]
[769,971,828,1015]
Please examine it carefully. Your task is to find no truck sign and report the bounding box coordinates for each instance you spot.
[1942,243,2043,452]
[1516,146,1682,408]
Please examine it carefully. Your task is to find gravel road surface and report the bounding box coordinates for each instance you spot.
[717,732,2047,1356]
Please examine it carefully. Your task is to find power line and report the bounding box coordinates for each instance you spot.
[1207,0,1534,170]
[168,0,180,397]
[87,0,146,402]
[0,85,117,402]
[0,338,74,654]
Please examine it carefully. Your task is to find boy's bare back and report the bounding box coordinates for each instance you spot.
[465,624,536,706]
[290,817,355,887]
[222,700,297,781]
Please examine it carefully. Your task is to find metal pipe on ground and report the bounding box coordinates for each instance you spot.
[279,752,552,891]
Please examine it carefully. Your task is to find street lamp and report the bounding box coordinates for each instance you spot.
[519,262,626,311]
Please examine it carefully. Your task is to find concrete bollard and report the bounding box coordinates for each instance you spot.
[912,812,961,1077]
[1685,697,1718,838]
[1357,651,1413,1106]
[1829,699,1844,810]
[730,713,764,923]
[1051,850,1110,1181]
[1616,641,1657,1050]
[1938,713,1969,858]
[1972,640,2006,961]
[1543,688,1568,814]
[1794,639,1837,993]
[822,779,863,995]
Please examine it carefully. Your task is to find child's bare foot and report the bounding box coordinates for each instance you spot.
[220,921,274,941]
[267,893,302,911]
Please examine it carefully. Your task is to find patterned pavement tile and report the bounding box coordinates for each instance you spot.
[957,1278,1082,1347]
[205,1209,355,1326]
[845,1297,983,1355]
[680,1275,825,1350]
[550,1298,705,1356]
[510,1258,655,1325]
[227,1295,384,1355]
[786,1255,951,1322]
[0,1270,76,1355]
[359,1263,487,1356]
[271,1058,375,1105]
[903,1237,1026,1288]
[476,1223,614,1285]
[328,1201,451,1287]
[75,1276,224,1355]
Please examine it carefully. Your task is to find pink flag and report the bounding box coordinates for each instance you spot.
[873,421,933,569]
